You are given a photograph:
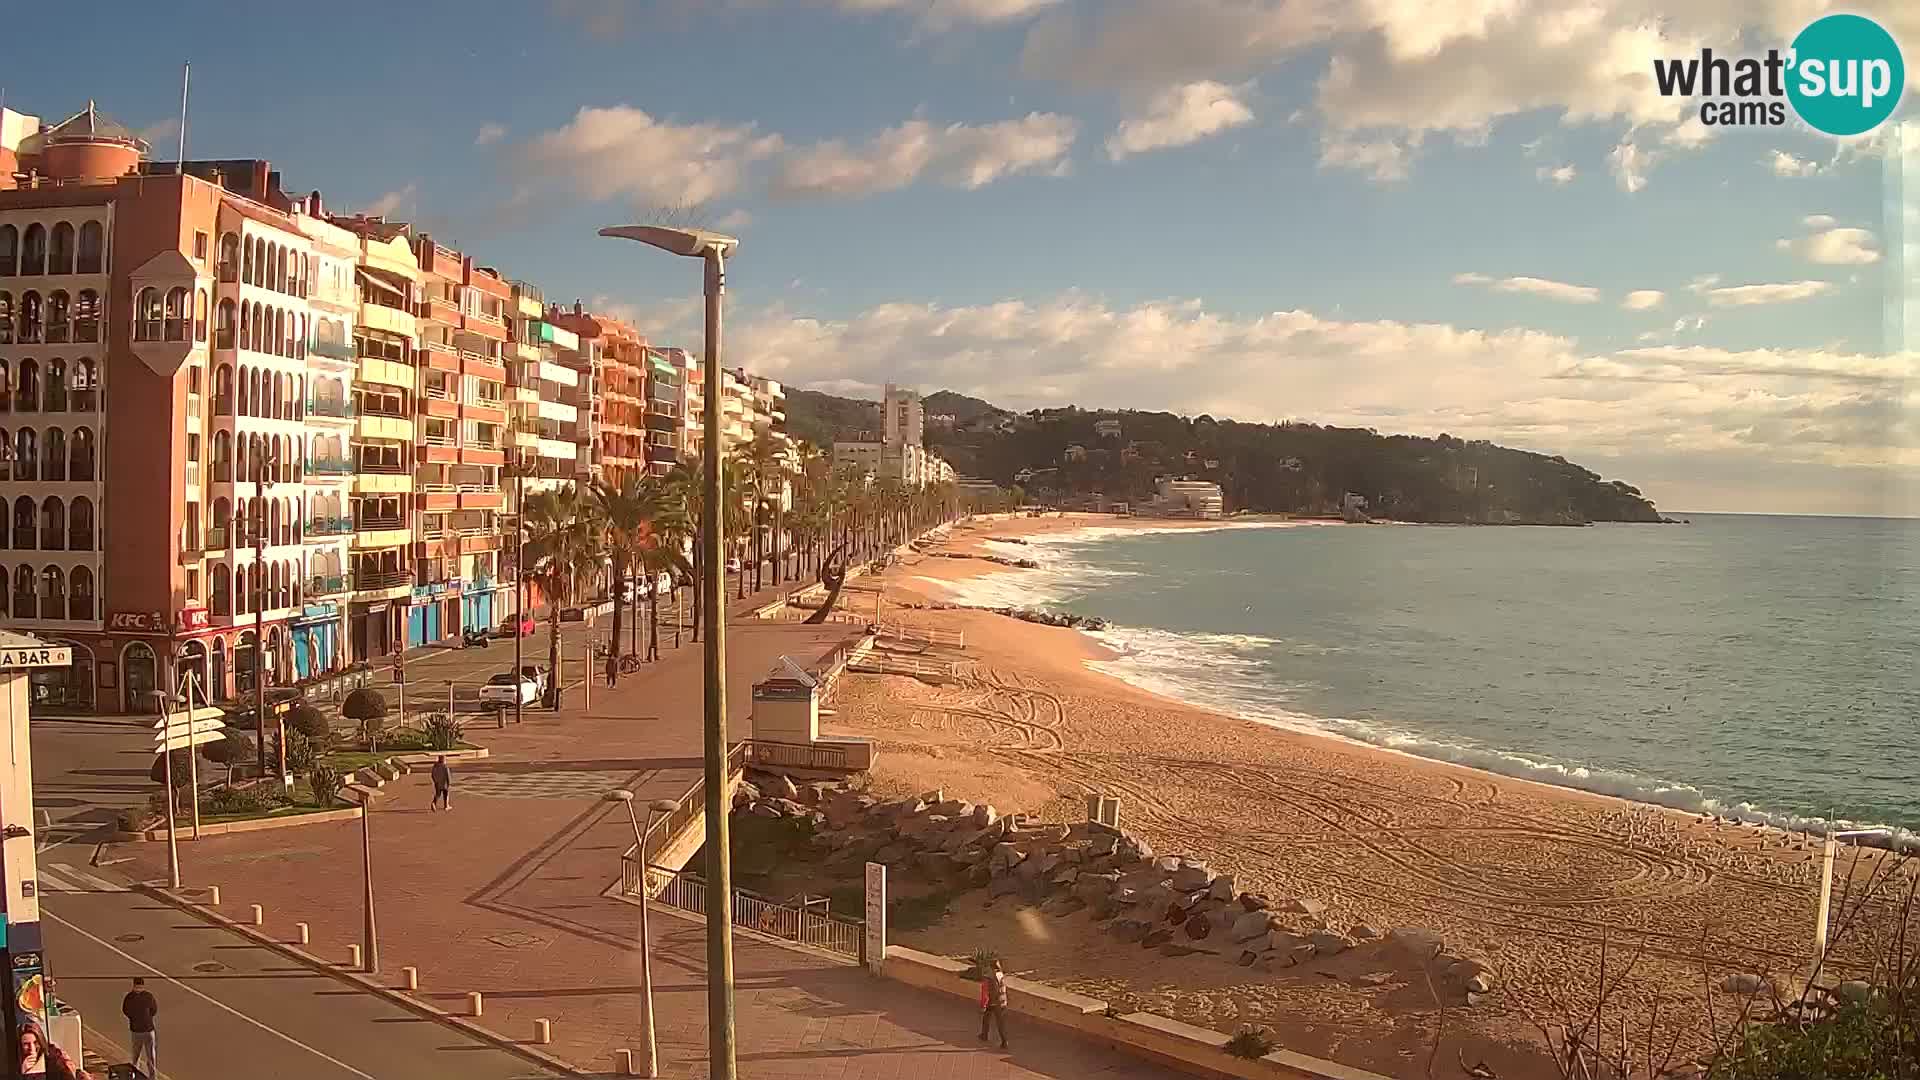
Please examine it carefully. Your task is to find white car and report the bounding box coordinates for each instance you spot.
[478,672,540,708]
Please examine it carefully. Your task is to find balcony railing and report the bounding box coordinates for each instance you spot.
[420,483,457,494]
[308,574,351,596]
[308,338,355,361]
[423,385,454,401]
[357,459,409,475]
[306,397,355,418]
[354,568,410,589]
[307,515,353,536]
[422,434,457,447]
[357,515,405,531]
[305,457,353,476]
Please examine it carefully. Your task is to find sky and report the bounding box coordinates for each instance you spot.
[6,0,1919,515]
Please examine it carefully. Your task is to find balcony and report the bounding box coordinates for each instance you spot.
[305,457,354,477]
[356,414,414,442]
[356,458,410,475]
[357,513,405,530]
[306,515,353,537]
[423,384,455,402]
[306,396,355,419]
[421,296,462,324]
[354,567,411,590]
[308,574,351,596]
[309,338,356,362]
[356,355,415,390]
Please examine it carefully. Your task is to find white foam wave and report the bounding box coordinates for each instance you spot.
[1085,620,1920,853]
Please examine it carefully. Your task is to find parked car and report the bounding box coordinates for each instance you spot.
[499,615,535,637]
[725,556,741,574]
[519,664,551,693]
[478,672,540,708]
[559,606,585,622]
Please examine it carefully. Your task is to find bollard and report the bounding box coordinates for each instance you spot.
[294,922,310,945]
[533,1018,551,1045]
[468,991,484,1017]
[615,1050,635,1076]
[347,944,362,970]
[249,904,263,927]
[206,885,221,905]
[401,966,418,991]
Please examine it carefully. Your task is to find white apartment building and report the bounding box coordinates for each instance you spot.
[290,197,357,674]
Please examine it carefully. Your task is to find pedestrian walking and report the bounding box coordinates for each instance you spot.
[604,650,618,687]
[977,958,1009,1049]
[430,755,452,812]
[122,976,158,1078]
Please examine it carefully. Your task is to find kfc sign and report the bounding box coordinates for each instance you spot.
[106,611,168,634]
[178,607,210,632]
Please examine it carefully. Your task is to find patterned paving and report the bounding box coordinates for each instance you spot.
[446,769,638,801]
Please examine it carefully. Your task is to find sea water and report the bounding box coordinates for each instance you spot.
[937,515,1920,843]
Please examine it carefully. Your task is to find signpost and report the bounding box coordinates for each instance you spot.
[863,862,886,974]
[153,699,225,844]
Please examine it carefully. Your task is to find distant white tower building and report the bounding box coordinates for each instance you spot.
[882,384,923,448]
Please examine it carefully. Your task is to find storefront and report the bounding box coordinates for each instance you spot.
[407,583,454,647]
[25,638,94,712]
[290,603,342,679]
[350,600,395,660]
[460,580,497,636]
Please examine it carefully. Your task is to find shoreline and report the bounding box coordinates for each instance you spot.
[924,513,1916,847]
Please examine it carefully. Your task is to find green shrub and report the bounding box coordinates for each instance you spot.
[148,748,194,788]
[201,783,291,817]
[199,734,255,786]
[421,713,466,751]
[1225,1027,1276,1060]
[307,763,344,809]
[286,703,333,750]
[341,688,387,721]
[353,713,388,752]
[1710,995,1917,1079]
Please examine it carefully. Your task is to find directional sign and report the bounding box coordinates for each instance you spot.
[155,730,227,753]
[153,706,228,729]
[152,718,227,743]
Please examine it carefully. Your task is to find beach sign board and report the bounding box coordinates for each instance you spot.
[0,646,70,671]
[153,706,227,752]
[864,862,886,974]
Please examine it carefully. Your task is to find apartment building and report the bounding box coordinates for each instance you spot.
[831,383,952,490]
[643,346,685,476]
[289,196,356,676]
[595,314,648,485]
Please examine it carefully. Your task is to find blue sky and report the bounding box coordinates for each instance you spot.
[6,0,1917,513]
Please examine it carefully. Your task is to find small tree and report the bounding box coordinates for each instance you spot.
[341,689,389,752]
[199,734,256,787]
[307,763,343,809]
[285,703,332,752]
[148,748,194,810]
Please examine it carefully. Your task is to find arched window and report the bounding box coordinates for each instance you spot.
[0,292,11,345]
[43,427,65,481]
[73,289,99,342]
[77,222,103,274]
[242,236,255,284]
[164,287,190,341]
[45,359,66,412]
[237,365,251,416]
[13,429,36,481]
[48,223,74,275]
[297,313,307,361]
[12,565,35,618]
[45,290,69,343]
[73,358,97,411]
[218,232,239,281]
[40,498,65,552]
[0,427,7,480]
[236,562,250,614]
[0,226,16,276]
[70,427,94,481]
[15,360,37,412]
[69,566,93,620]
[274,308,286,357]
[276,247,288,293]
[269,499,282,543]
[213,430,232,482]
[40,566,65,617]
[196,288,208,342]
[134,287,161,341]
[68,497,93,550]
[216,298,235,349]
[12,497,36,550]
[20,224,46,275]
[18,290,42,343]
[215,364,233,415]
[238,301,251,352]
[211,564,232,616]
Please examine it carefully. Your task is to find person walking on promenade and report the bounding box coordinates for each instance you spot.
[604,649,618,687]
[122,976,159,1077]
[430,755,453,811]
[977,958,1009,1049]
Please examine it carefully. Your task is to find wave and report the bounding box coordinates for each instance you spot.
[1086,619,1920,853]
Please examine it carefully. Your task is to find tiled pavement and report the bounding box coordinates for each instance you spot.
[123,603,1165,1078]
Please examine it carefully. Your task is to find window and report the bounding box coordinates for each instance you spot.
[40,566,65,618]
[194,231,209,262]
[188,433,201,464]
[16,360,39,412]
[12,497,35,550]
[0,292,11,345]
[211,565,231,616]
[134,287,161,341]
[76,222,103,274]
[40,498,64,551]
[215,365,233,416]
[70,427,94,481]
[70,566,94,620]
[17,290,41,343]
[164,287,190,342]
[72,359,97,411]
[216,299,235,349]
[45,290,69,343]
[48,223,74,275]
[186,567,200,602]
[43,428,65,481]
[12,565,34,618]
[20,224,46,275]
[45,360,66,412]
[196,288,208,342]
[0,226,15,276]
[69,497,92,550]
[72,290,99,343]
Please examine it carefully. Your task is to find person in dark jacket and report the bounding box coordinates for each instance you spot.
[122,976,158,1078]
[430,755,453,811]
[977,959,1009,1049]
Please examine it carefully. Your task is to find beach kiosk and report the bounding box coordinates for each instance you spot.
[0,631,85,1068]
[749,657,873,772]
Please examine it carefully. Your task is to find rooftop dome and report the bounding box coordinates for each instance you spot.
[15,101,150,156]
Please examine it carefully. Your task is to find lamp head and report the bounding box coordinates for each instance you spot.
[598,225,738,259]
[605,789,636,803]
[649,799,678,814]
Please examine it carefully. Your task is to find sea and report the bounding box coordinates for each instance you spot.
[936,514,1920,847]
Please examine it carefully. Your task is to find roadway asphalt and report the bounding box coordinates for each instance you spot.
[36,862,562,1079]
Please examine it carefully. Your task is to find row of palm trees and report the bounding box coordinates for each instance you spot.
[515,434,967,689]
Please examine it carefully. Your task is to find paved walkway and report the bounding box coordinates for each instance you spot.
[120,602,1159,1077]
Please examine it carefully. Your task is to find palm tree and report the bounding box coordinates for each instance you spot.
[523,483,599,708]
[591,472,665,682]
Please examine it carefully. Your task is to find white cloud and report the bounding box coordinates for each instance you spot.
[715,208,754,229]
[1106,81,1255,159]
[1454,272,1601,304]
[1777,222,1881,265]
[1661,115,1713,149]
[838,0,1062,28]
[1767,149,1821,177]
[363,184,418,217]
[771,113,1076,197]
[524,105,785,205]
[1622,290,1665,311]
[1535,163,1576,185]
[1609,140,1652,193]
[1802,214,1836,229]
[1700,280,1835,307]
[475,123,507,146]
[1318,131,1415,182]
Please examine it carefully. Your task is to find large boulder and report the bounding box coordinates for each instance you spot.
[1386,928,1446,964]
[1835,980,1873,1005]
[1111,919,1150,943]
[1073,873,1119,902]
[1277,897,1327,919]
[1351,924,1382,942]
[1267,929,1306,954]
[972,804,999,828]
[1087,833,1119,858]
[990,843,1027,873]
[1041,895,1087,918]
[874,843,912,865]
[1239,893,1273,912]
[1184,915,1214,940]
[1170,865,1213,892]
[1308,930,1351,956]
[1151,856,1182,875]
[1230,910,1275,943]
[825,793,877,829]
[775,775,801,800]
[1208,875,1236,902]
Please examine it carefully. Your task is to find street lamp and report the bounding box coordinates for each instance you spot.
[358,785,380,974]
[1811,827,1894,984]
[607,790,680,1078]
[600,223,740,1079]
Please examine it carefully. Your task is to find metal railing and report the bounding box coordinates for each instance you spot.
[357,515,405,531]
[306,396,355,418]
[641,873,864,959]
[746,740,853,772]
[308,574,350,596]
[618,741,748,894]
[307,515,353,536]
[306,457,353,476]
[354,567,410,589]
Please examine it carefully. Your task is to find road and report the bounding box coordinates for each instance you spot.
[35,862,562,1079]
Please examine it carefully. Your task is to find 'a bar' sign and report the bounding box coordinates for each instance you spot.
[0,646,72,669]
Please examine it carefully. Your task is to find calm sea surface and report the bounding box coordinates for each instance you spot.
[943,515,1920,840]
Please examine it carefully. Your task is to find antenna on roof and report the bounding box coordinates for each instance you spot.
[176,64,191,166]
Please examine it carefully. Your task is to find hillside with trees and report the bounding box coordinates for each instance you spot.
[788,389,1662,525]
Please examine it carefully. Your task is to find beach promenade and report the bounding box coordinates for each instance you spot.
[113,589,1163,1078]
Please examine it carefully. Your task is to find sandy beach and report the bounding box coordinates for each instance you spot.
[818,513,1915,1076]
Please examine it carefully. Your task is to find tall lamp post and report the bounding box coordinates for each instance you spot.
[504,452,534,726]
[599,224,739,1079]
[606,790,679,1078]
[358,785,380,974]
